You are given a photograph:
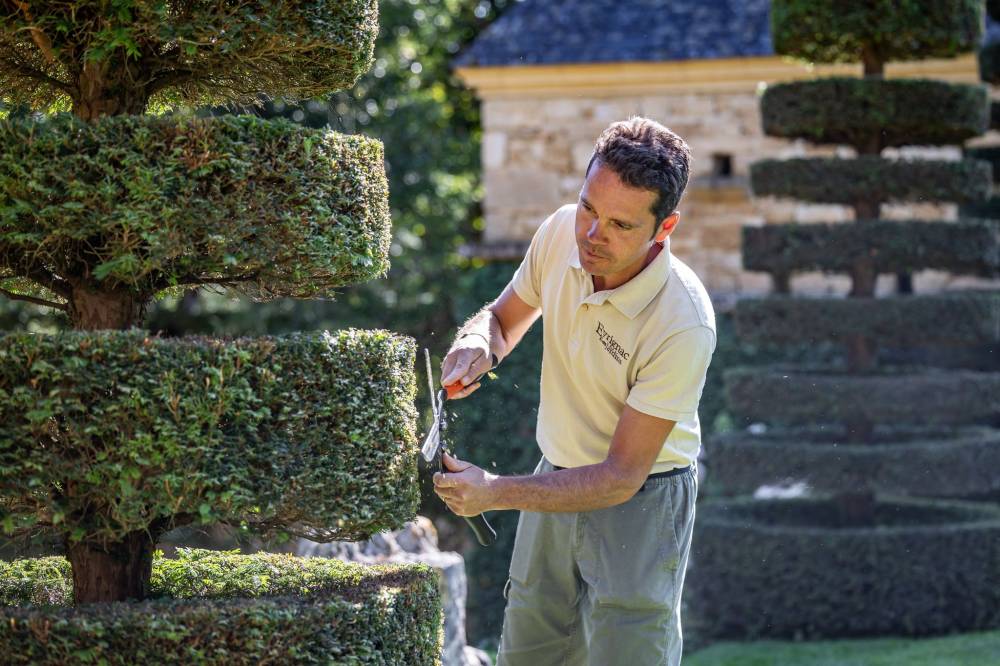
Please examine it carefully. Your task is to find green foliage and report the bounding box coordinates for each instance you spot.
[0,0,380,114]
[0,549,442,665]
[733,294,1000,347]
[760,78,989,149]
[750,157,992,206]
[689,496,1000,639]
[724,367,1000,428]
[979,40,1000,85]
[0,113,391,303]
[204,0,521,344]
[771,0,983,64]
[708,426,1000,498]
[0,329,419,546]
[742,219,1000,278]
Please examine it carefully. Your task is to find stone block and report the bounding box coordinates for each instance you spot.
[484,169,562,212]
[483,132,507,170]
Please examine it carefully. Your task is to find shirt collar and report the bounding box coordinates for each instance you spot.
[568,237,672,319]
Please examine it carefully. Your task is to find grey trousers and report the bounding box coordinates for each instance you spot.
[497,456,697,666]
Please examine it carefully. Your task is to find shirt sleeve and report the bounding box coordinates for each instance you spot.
[509,209,559,309]
[626,326,717,422]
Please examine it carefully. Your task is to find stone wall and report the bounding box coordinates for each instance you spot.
[478,90,998,299]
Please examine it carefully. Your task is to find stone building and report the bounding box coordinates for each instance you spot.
[454,0,996,300]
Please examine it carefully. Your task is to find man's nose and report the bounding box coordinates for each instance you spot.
[587,219,606,243]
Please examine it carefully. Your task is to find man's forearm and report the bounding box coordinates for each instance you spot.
[489,463,636,513]
[455,306,507,364]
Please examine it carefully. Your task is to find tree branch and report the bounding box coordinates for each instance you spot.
[0,54,72,93]
[0,287,67,310]
[158,272,260,291]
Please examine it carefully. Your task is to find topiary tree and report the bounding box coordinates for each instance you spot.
[0,1,439,661]
[689,0,1000,640]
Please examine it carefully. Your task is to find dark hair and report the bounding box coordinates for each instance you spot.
[585,117,692,230]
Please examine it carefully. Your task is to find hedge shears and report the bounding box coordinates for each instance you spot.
[422,348,496,547]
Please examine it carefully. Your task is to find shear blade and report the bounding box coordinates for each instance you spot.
[420,420,440,462]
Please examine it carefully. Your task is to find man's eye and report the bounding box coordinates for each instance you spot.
[615,222,629,230]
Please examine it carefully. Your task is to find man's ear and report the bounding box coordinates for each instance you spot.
[654,213,680,242]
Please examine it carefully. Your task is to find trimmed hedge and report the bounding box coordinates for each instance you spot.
[760,79,988,149]
[771,0,983,64]
[980,39,1000,85]
[688,496,1000,639]
[0,113,391,301]
[742,220,1000,278]
[0,548,441,664]
[960,196,1000,220]
[732,293,1000,347]
[706,426,1000,498]
[966,145,1000,182]
[724,367,1000,427]
[0,0,379,113]
[0,329,419,545]
[750,157,992,206]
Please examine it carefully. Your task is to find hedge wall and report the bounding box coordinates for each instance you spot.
[0,329,419,544]
[725,367,1000,427]
[742,220,999,278]
[771,0,982,64]
[0,548,441,665]
[760,79,988,149]
[0,0,379,114]
[688,496,1000,639]
[706,426,1000,498]
[750,157,992,206]
[0,114,391,301]
[732,293,999,347]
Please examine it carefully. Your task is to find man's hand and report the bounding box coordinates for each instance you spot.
[440,335,493,399]
[433,452,498,516]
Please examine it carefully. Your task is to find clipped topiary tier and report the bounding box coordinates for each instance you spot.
[771,0,982,66]
[742,220,999,278]
[725,366,1000,427]
[0,113,391,313]
[750,157,991,206]
[0,1,380,116]
[0,549,441,665]
[708,426,1000,498]
[733,294,1000,346]
[761,78,989,149]
[0,329,419,603]
[689,496,1000,639]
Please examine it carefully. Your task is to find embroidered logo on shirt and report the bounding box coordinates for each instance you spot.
[595,321,630,365]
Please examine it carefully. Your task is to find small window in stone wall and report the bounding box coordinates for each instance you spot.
[711,153,733,178]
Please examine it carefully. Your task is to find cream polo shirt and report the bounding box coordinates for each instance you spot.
[509,204,716,473]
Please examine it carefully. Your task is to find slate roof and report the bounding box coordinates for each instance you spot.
[454,0,774,68]
[456,0,999,69]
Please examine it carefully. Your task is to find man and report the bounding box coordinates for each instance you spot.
[433,117,716,665]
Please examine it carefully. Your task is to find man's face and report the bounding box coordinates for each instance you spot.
[575,161,665,290]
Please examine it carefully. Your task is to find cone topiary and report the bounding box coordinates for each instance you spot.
[0,1,438,660]
[690,0,1000,640]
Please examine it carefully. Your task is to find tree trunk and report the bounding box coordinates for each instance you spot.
[68,284,146,330]
[861,43,884,79]
[73,60,148,120]
[771,270,790,295]
[66,531,157,603]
